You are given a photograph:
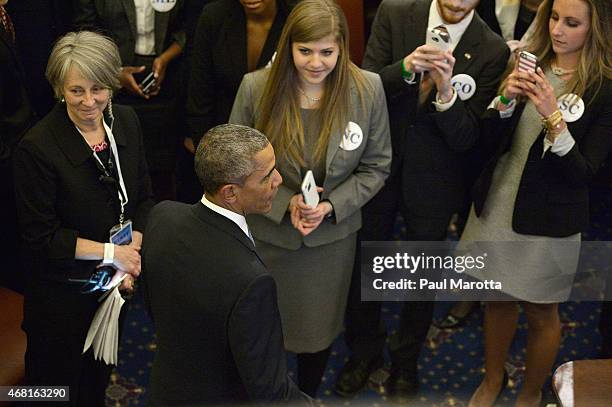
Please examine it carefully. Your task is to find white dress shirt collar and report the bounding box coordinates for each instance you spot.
[428,0,475,50]
[201,194,251,240]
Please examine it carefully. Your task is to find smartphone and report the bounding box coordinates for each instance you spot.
[425,27,451,53]
[138,71,156,94]
[301,170,320,208]
[517,50,537,73]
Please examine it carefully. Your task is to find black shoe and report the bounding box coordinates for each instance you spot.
[333,356,383,397]
[385,368,419,404]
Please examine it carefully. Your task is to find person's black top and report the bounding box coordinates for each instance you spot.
[186,0,293,147]
[473,79,612,237]
[14,103,155,283]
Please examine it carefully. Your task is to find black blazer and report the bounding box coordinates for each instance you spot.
[186,0,292,146]
[363,0,510,218]
[1,20,35,291]
[73,0,186,66]
[473,79,612,237]
[142,201,309,406]
[13,103,154,282]
[0,26,34,167]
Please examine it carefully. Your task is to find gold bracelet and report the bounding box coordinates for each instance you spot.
[541,110,564,133]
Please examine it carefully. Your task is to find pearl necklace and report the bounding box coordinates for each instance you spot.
[551,64,576,76]
[298,87,321,105]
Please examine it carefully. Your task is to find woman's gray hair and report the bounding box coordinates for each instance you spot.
[46,31,122,99]
[195,124,270,194]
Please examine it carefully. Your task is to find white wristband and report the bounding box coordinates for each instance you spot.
[103,243,114,264]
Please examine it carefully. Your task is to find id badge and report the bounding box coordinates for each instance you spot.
[109,220,133,245]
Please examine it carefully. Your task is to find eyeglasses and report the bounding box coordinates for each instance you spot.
[69,267,113,294]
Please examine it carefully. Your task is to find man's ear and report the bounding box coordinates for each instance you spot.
[218,183,238,204]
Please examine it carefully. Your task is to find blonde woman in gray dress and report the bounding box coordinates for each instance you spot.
[463,0,612,406]
[229,0,391,397]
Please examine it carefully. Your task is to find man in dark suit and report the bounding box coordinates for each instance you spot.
[142,124,311,406]
[0,0,35,292]
[336,0,510,401]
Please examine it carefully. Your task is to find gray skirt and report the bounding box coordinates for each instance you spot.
[255,234,356,353]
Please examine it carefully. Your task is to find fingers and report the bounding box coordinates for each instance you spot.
[121,67,148,99]
[113,245,142,277]
[296,219,320,236]
[408,46,447,74]
[416,45,447,59]
[290,205,301,229]
[119,275,135,293]
[184,137,196,154]
[122,65,146,74]
[147,85,161,96]
[528,68,552,91]
[430,59,453,78]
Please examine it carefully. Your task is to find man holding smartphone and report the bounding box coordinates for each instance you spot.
[336,0,510,401]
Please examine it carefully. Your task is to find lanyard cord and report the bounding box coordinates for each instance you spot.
[75,120,129,225]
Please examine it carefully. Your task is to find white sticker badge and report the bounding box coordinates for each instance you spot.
[451,74,477,101]
[150,0,177,12]
[340,122,363,151]
[557,93,585,122]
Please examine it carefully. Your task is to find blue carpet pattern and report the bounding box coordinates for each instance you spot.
[106,181,610,406]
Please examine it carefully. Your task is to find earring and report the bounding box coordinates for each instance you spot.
[107,96,114,119]
[60,96,65,103]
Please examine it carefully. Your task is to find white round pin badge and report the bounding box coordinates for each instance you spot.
[451,74,477,101]
[150,0,176,12]
[340,122,363,151]
[557,94,585,122]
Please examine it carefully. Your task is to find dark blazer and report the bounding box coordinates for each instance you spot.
[13,103,154,282]
[363,0,509,218]
[186,0,292,146]
[473,79,612,237]
[73,0,186,65]
[475,0,503,38]
[476,0,534,41]
[0,19,35,291]
[0,25,34,167]
[142,201,310,406]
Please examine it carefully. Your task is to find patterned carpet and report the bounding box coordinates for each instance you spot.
[105,290,604,406]
[106,179,610,406]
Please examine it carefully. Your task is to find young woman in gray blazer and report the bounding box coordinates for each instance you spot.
[230,0,391,397]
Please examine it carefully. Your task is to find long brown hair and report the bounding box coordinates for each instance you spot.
[500,0,612,104]
[255,0,372,166]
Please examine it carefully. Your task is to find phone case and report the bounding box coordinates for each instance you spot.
[518,51,537,73]
[301,170,320,208]
[139,72,156,93]
[425,28,450,52]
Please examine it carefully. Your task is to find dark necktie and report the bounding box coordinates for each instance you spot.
[0,5,15,44]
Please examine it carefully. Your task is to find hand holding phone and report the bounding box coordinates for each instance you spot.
[301,170,320,208]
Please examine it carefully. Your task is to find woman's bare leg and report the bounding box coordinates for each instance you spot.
[468,301,519,407]
[515,302,560,407]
